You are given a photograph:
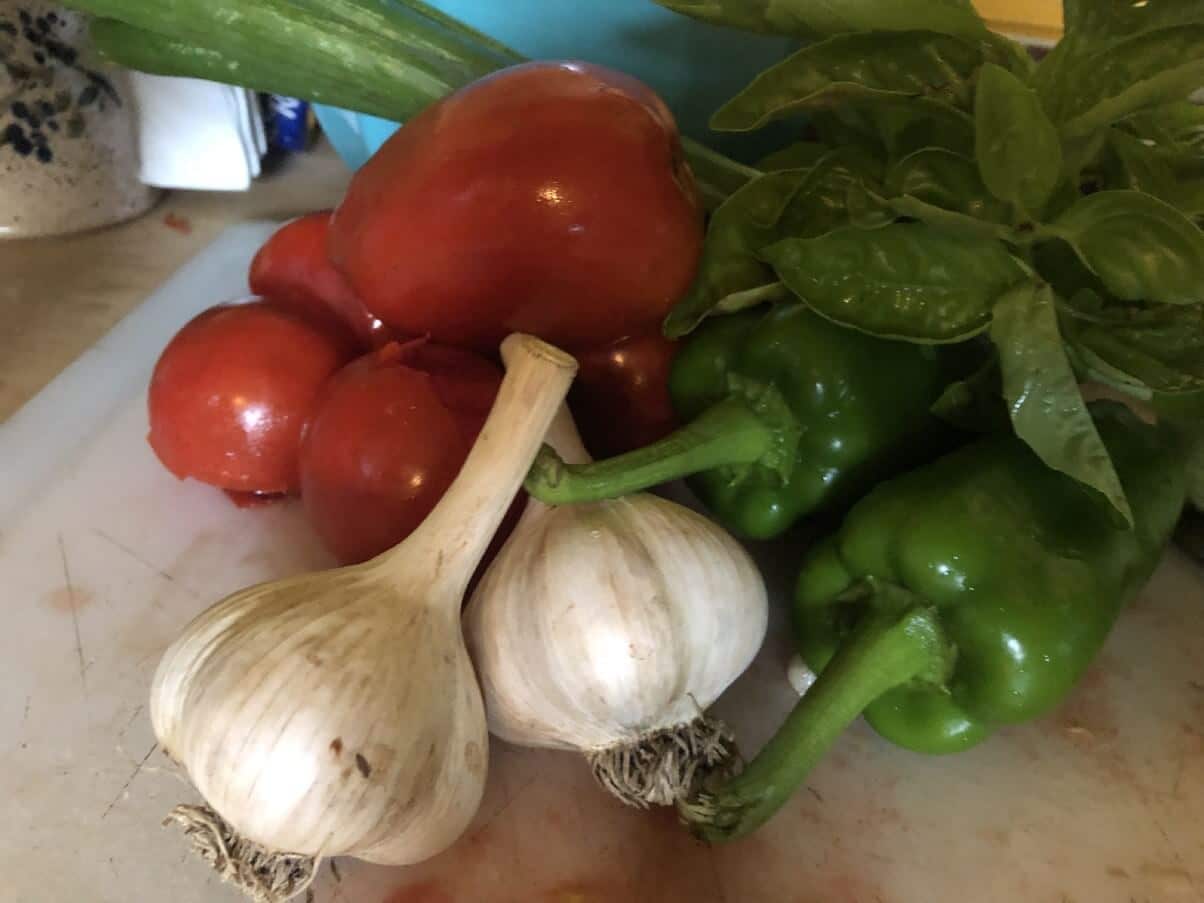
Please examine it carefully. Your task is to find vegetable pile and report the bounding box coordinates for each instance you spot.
[68,0,1204,897]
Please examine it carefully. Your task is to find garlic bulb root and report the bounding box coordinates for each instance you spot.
[587,716,738,809]
[164,805,317,903]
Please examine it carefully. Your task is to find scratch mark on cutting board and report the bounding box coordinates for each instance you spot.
[58,534,87,694]
[102,741,158,819]
[471,773,539,839]
[708,851,729,903]
[119,704,144,740]
[1148,811,1201,899]
[22,695,30,727]
[92,528,193,593]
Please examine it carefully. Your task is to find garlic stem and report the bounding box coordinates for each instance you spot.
[380,333,578,591]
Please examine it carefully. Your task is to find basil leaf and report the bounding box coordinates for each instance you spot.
[1064,0,1204,44]
[990,282,1133,525]
[666,150,880,336]
[757,141,833,172]
[1124,101,1204,147]
[1044,190,1204,305]
[888,194,1015,240]
[665,167,811,338]
[974,63,1063,216]
[652,0,991,40]
[1055,26,1204,137]
[711,30,986,131]
[869,96,977,158]
[1059,297,1204,394]
[762,223,1024,342]
[930,355,1010,433]
[1103,128,1204,215]
[683,138,761,210]
[885,147,1010,221]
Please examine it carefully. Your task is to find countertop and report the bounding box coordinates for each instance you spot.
[0,140,352,423]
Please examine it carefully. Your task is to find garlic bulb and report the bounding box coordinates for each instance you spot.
[150,334,577,903]
[464,408,768,808]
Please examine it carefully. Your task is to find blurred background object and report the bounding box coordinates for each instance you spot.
[314,0,794,171]
[0,1,156,238]
[972,0,1063,44]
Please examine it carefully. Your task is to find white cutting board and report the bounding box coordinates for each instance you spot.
[2,225,1203,903]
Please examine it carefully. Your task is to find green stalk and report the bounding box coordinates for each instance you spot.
[74,0,756,205]
[524,396,776,504]
[680,604,949,843]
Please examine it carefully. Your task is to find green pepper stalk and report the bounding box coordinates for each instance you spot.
[527,303,963,539]
[682,401,1187,841]
[71,0,756,208]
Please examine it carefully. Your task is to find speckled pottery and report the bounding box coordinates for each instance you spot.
[0,2,157,238]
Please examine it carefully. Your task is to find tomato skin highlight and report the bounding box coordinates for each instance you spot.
[147,301,356,495]
[571,332,679,458]
[330,61,704,352]
[249,211,392,349]
[299,341,503,565]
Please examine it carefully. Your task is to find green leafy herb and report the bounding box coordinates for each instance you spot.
[973,63,1062,217]
[1059,296,1204,395]
[885,147,1009,221]
[711,31,987,131]
[990,282,1133,525]
[652,0,992,41]
[757,141,833,171]
[762,223,1023,342]
[1053,26,1204,137]
[1063,0,1204,45]
[667,149,883,336]
[1044,190,1204,305]
[1102,128,1204,216]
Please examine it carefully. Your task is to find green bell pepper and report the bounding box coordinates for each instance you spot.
[526,303,960,538]
[683,402,1186,842]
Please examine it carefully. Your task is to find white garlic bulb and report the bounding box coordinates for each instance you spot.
[464,408,768,808]
[150,334,578,902]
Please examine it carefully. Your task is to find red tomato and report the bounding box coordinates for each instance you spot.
[299,340,504,565]
[147,301,355,494]
[329,61,704,352]
[571,333,679,458]
[249,211,392,349]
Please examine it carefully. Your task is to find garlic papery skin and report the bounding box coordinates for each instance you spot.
[464,408,768,808]
[150,334,578,902]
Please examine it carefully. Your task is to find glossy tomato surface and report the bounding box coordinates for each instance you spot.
[147,301,355,494]
[249,211,392,349]
[299,341,502,564]
[330,61,704,352]
[571,332,679,458]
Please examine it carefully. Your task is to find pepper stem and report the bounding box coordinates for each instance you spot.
[524,396,775,504]
[679,604,949,843]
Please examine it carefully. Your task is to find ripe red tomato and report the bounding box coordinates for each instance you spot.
[147,301,356,494]
[329,61,704,352]
[571,333,679,458]
[299,340,503,564]
[249,212,392,349]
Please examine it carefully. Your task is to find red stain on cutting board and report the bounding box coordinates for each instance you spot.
[43,585,96,613]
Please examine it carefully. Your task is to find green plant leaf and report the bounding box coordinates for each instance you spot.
[1063,0,1204,43]
[930,354,1010,433]
[1103,128,1204,214]
[974,62,1063,215]
[665,150,879,336]
[1053,26,1204,137]
[762,223,1024,342]
[989,281,1133,525]
[885,147,1011,221]
[1058,294,1204,394]
[711,30,987,131]
[888,194,1015,240]
[757,141,833,171]
[652,0,991,40]
[1044,190,1204,304]
[1124,101,1204,146]
[682,137,761,210]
